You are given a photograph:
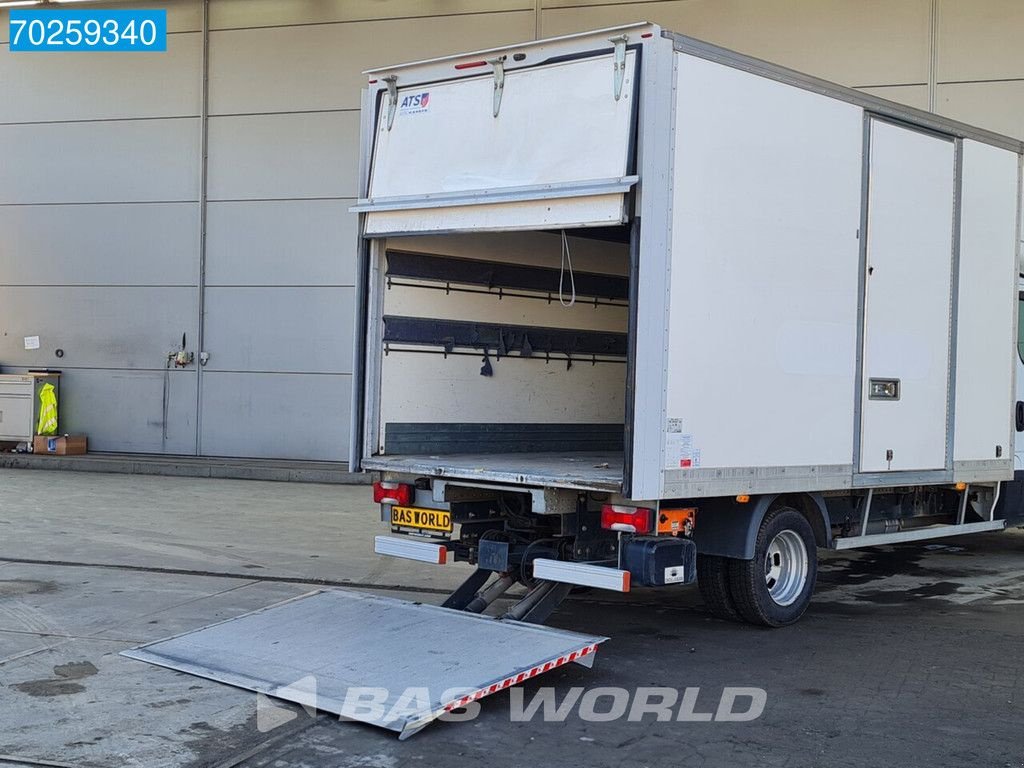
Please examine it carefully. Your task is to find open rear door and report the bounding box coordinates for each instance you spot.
[354,48,639,235]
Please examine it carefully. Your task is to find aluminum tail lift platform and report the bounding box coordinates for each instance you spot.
[123,576,607,740]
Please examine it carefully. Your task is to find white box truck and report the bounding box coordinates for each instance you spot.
[124,24,1024,740]
[352,23,1024,629]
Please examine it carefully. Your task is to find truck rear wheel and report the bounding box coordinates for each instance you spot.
[696,555,741,621]
[728,507,817,627]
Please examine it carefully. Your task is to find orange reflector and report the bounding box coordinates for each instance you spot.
[955,482,967,491]
[736,494,751,503]
[658,507,696,536]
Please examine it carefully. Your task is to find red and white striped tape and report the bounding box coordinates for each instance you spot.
[442,643,601,711]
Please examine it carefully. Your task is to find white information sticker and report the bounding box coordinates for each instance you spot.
[24,336,40,350]
[665,432,698,469]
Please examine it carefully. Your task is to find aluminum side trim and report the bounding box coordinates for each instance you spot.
[351,177,639,213]
[833,519,1006,549]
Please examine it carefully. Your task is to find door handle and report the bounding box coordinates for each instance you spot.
[868,378,900,400]
[1015,401,1024,432]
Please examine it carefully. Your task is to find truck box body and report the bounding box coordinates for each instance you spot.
[117,26,1024,728]
[351,23,1023,503]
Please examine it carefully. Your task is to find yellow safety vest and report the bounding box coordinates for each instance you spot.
[37,383,57,435]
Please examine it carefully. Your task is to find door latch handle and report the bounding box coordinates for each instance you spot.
[1015,401,1024,432]
[868,378,900,400]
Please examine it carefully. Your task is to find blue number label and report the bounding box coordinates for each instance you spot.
[9,9,167,52]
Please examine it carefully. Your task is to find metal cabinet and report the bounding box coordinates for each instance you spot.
[0,373,59,442]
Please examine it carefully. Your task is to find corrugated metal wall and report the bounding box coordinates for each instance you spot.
[0,0,1019,463]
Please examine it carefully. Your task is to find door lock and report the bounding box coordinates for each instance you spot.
[868,378,900,400]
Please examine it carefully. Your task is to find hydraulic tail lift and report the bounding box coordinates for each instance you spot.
[123,578,607,739]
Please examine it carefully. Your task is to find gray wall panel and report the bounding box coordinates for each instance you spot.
[208,12,536,114]
[0,34,201,123]
[0,287,199,370]
[206,112,359,200]
[202,287,354,374]
[540,0,932,87]
[937,0,1024,82]
[22,367,198,455]
[938,81,1024,140]
[0,0,203,43]
[0,119,200,204]
[205,200,355,287]
[0,203,199,286]
[856,84,930,111]
[208,0,532,30]
[199,371,351,460]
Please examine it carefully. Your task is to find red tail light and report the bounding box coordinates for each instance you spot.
[600,504,653,534]
[373,481,413,506]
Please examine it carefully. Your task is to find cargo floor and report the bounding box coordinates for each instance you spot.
[362,451,624,491]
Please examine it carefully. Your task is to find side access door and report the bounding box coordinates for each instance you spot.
[858,119,956,474]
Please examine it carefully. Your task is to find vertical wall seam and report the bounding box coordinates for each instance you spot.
[928,0,939,112]
[195,0,210,456]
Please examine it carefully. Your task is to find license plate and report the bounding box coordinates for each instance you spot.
[391,506,453,535]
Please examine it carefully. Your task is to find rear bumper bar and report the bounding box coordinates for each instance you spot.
[531,558,631,592]
[374,535,448,565]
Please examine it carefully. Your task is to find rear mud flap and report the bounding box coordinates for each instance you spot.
[122,589,607,739]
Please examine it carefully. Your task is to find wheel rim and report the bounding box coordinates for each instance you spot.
[764,530,808,607]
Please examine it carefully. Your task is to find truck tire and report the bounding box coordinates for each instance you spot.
[697,555,741,621]
[728,507,817,627]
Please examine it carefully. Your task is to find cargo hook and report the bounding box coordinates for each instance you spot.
[384,75,398,130]
[609,34,628,100]
[489,56,506,118]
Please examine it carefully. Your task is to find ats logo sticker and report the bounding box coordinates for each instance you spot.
[400,92,430,115]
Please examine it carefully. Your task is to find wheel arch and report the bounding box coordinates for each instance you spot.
[693,493,831,560]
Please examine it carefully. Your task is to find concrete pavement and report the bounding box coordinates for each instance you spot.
[0,468,1023,767]
[0,468,468,591]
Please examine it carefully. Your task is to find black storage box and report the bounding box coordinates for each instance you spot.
[622,537,696,586]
